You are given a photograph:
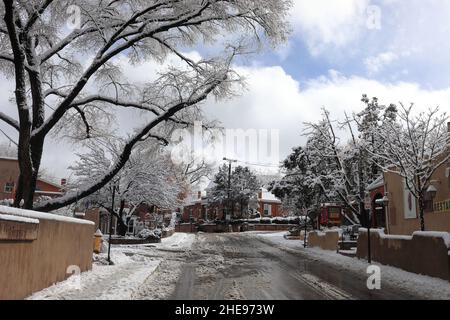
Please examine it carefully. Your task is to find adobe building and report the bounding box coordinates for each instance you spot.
[0,157,63,201]
[366,175,388,229]
[367,123,450,235]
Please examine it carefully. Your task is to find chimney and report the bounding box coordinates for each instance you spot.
[61,178,67,186]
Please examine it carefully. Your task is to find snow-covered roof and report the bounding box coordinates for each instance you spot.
[205,181,216,191]
[366,175,384,191]
[259,188,281,203]
[37,177,63,189]
[35,190,63,195]
[183,192,202,206]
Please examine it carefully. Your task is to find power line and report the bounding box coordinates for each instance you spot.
[233,159,281,168]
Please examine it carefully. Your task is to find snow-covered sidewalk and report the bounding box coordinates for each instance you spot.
[27,233,196,300]
[253,232,450,300]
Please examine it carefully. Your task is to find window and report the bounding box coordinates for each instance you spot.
[264,204,272,216]
[127,218,135,234]
[4,182,14,193]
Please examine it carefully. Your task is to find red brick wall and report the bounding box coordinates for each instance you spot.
[259,201,284,217]
[0,158,18,201]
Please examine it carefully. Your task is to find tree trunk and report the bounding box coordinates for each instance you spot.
[117,200,128,236]
[418,194,426,232]
[240,199,244,219]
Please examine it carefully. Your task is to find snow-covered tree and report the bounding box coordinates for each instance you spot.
[303,109,361,222]
[69,139,182,235]
[209,164,260,219]
[0,0,291,210]
[176,152,215,188]
[369,104,450,231]
[269,146,323,219]
[274,97,398,226]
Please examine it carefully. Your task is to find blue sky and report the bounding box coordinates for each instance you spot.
[252,0,450,90]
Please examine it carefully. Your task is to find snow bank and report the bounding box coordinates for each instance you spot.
[137,228,161,239]
[254,232,450,300]
[0,205,94,226]
[0,213,39,224]
[159,232,195,250]
[28,247,161,300]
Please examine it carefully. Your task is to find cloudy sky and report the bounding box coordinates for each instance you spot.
[1,0,450,180]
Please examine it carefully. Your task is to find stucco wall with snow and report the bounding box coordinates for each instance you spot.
[308,230,340,251]
[0,206,95,299]
[357,229,450,281]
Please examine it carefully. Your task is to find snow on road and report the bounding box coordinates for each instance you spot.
[254,232,450,300]
[27,233,195,300]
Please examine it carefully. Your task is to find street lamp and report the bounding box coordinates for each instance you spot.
[107,182,118,265]
[426,184,438,212]
[426,184,437,199]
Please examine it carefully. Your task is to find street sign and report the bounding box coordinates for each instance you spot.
[364,194,371,210]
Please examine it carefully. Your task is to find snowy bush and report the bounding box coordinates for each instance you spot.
[260,218,272,224]
[0,199,13,207]
[137,228,161,240]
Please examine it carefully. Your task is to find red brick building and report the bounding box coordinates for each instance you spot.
[182,188,285,223]
[0,157,63,202]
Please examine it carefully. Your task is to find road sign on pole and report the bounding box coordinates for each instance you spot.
[364,193,371,210]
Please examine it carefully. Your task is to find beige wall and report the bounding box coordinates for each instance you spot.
[357,229,450,281]
[308,231,339,251]
[385,160,450,235]
[0,207,95,300]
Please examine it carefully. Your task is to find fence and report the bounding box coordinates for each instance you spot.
[0,206,95,299]
[357,228,450,281]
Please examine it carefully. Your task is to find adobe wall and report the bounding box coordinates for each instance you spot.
[0,206,95,299]
[307,231,340,251]
[357,228,450,281]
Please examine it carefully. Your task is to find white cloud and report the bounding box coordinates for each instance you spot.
[289,0,371,55]
[204,66,450,164]
[364,51,399,74]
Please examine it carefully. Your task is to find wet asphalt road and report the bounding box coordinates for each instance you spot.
[171,233,422,300]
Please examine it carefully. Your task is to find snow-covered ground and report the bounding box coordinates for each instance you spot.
[27,233,195,300]
[253,232,450,300]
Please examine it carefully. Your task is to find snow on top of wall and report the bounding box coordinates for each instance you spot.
[359,228,413,240]
[413,231,450,249]
[0,205,94,226]
[0,156,18,161]
[0,213,39,224]
[360,228,450,246]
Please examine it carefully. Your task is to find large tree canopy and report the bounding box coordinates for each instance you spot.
[0,0,291,210]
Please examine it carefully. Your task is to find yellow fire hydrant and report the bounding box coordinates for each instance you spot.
[93,229,103,254]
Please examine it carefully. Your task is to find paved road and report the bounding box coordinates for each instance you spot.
[171,233,422,300]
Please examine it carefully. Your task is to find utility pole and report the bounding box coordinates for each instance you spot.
[223,158,237,230]
[304,211,308,248]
